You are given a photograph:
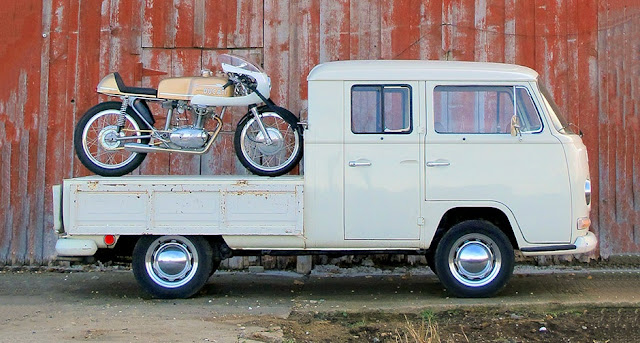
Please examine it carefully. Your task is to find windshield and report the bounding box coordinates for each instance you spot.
[218,54,264,73]
[538,83,574,134]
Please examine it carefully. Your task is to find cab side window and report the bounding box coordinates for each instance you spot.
[351,85,412,134]
[434,86,542,134]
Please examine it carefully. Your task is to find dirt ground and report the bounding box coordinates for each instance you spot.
[259,307,640,342]
[1,265,639,342]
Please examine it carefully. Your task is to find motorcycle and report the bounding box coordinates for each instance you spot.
[74,54,303,177]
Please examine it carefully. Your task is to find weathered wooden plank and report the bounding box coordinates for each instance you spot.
[197,0,227,48]
[0,1,44,263]
[507,0,535,68]
[350,0,382,60]
[575,0,600,258]
[142,0,172,48]
[173,0,195,47]
[264,0,291,108]
[419,0,443,60]
[474,0,505,63]
[288,0,320,107]
[319,0,350,64]
[442,0,476,61]
[73,0,104,178]
[381,0,422,59]
[227,0,265,48]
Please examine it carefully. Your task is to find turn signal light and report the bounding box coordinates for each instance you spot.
[577,217,591,230]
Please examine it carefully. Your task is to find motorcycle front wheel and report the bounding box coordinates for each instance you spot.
[74,101,150,177]
[234,107,303,176]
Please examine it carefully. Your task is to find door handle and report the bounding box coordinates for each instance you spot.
[426,160,450,167]
[348,160,372,167]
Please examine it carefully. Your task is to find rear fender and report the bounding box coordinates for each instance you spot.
[131,99,155,128]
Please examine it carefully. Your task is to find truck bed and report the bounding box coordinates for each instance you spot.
[60,175,304,236]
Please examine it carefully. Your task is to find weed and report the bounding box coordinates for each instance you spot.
[420,309,436,322]
[395,315,443,343]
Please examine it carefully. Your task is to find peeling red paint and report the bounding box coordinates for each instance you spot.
[0,0,639,262]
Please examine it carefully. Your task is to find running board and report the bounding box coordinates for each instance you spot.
[124,143,206,155]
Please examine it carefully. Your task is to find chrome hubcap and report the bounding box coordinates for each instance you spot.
[98,125,122,150]
[145,237,199,288]
[255,127,284,155]
[448,234,502,287]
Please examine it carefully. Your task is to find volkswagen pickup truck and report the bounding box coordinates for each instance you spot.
[53,60,596,298]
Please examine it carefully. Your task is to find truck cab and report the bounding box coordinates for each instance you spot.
[54,60,596,299]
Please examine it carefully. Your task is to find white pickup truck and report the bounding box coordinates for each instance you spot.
[54,60,597,298]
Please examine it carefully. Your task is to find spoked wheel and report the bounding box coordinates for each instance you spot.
[434,220,514,298]
[132,235,214,299]
[74,101,149,176]
[234,107,303,176]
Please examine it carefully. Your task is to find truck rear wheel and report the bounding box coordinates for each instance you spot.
[434,220,514,298]
[132,235,213,299]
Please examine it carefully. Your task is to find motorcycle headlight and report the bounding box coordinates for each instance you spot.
[585,179,591,206]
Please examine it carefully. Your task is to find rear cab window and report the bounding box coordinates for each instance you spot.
[351,85,412,134]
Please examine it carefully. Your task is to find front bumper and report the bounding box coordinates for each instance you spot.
[571,231,598,254]
[520,231,597,256]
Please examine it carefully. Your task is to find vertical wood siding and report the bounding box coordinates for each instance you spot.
[0,0,638,264]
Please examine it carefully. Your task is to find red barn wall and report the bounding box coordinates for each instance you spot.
[0,0,638,264]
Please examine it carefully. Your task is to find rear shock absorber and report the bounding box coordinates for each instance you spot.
[116,97,129,133]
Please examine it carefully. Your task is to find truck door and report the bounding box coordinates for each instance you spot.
[344,82,421,240]
[425,83,572,243]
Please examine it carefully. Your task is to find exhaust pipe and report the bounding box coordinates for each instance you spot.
[124,143,206,155]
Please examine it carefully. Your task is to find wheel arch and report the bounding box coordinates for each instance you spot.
[429,205,523,251]
[109,235,231,262]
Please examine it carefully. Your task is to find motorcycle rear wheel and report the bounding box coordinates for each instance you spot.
[74,101,150,176]
[234,107,303,176]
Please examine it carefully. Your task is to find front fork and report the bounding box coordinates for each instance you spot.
[249,105,273,145]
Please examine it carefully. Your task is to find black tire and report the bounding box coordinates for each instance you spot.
[434,220,514,298]
[234,106,303,176]
[74,101,150,176]
[426,249,437,275]
[132,235,213,299]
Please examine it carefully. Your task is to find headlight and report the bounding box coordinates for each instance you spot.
[585,179,591,205]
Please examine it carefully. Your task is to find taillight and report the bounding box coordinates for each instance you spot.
[104,235,116,246]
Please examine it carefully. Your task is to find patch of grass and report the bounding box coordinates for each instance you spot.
[347,318,367,328]
[396,315,445,343]
[420,309,436,322]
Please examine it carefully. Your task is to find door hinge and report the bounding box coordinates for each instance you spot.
[417,217,425,226]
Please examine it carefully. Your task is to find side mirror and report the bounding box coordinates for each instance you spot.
[510,115,522,141]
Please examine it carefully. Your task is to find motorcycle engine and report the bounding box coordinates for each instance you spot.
[169,127,208,149]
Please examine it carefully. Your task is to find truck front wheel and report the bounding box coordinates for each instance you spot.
[132,235,213,298]
[434,220,514,298]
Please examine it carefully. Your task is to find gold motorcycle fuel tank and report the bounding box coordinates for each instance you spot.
[157,76,233,100]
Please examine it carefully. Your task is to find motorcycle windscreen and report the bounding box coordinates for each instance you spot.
[218,54,264,73]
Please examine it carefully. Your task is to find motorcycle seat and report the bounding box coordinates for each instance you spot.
[114,72,158,97]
